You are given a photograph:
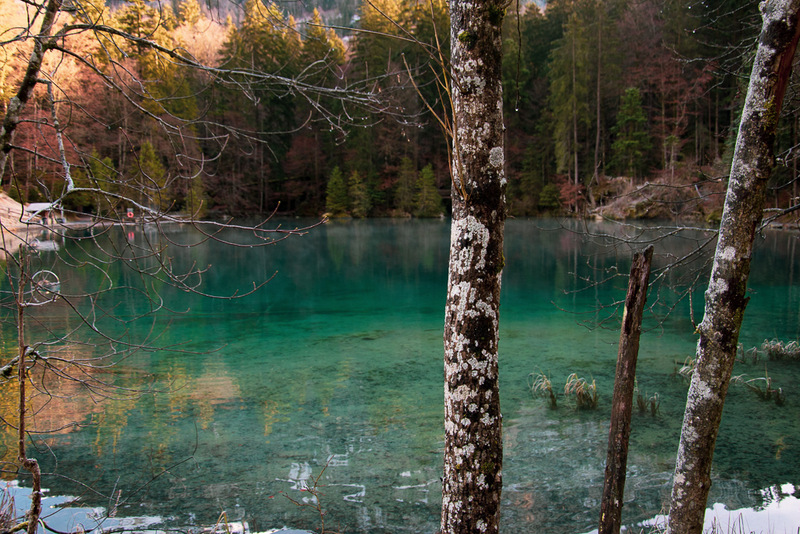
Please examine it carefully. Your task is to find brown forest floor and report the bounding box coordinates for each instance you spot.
[591,169,728,223]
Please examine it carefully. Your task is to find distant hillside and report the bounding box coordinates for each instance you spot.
[106,0,544,32]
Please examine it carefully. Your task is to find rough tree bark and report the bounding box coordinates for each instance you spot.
[599,245,653,534]
[16,258,43,534]
[0,0,63,183]
[667,2,800,533]
[440,0,506,532]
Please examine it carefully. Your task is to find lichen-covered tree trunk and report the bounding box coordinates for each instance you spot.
[441,0,506,531]
[667,3,800,533]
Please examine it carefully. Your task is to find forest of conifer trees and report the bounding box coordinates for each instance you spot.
[2,0,794,221]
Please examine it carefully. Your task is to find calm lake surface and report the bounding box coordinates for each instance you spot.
[2,218,799,533]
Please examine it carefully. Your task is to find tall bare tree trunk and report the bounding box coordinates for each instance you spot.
[0,0,62,520]
[0,0,62,184]
[572,37,579,190]
[441,0,506,531]
[714,90,720,160]
[599,245,653,534]
[16,257,43,534]
[667,3,800,533]
[793,113,797,205]
[591,7,602,211]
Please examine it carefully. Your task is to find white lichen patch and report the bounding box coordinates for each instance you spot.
[478,122,491,141]
[449,384,479,403]
[720,246,737,262]
[681,422,700,444]
[451,215,491,274]
[457,443,476,459]
[455,57,488,95]
[489,147,503,168]
[707,276,728,296]
[672,473,686,501]
[475,299,498,327]
[692,378,717,402]
[448,288,496,332]
[444,419,458,434]
[467,356,488,373]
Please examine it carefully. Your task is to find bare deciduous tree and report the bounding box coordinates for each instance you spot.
[0,0,385,530]
[667,2,800,533]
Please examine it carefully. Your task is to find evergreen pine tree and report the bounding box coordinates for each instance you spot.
[348,169,371,218]
[325,166,349,216]
[88,151,119,216]
[178,0,202,25]
[610,87,652,180]
[137,141,169,210]
[548,8,592,187]
[301,8,346,83]
[538,183,562,212]
[395,157,416,215]
[413,164,444,217]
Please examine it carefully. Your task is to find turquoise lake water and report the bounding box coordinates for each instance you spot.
[2,218,799,533]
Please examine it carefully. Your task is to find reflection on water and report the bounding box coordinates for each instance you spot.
[623,484,800,534]
[5,480,163,534]
[1,219,799,533]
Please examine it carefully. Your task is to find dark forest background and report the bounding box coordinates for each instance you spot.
[3,0,793,221]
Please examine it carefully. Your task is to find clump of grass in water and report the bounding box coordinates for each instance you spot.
[635,379,660,416]
[677,356,695,381]
[564,373,598,410]
[735,338,800,364]
[528,370,557,409]
[732,366,785,406]
[761,338,800,361]
[736,343,761,364]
